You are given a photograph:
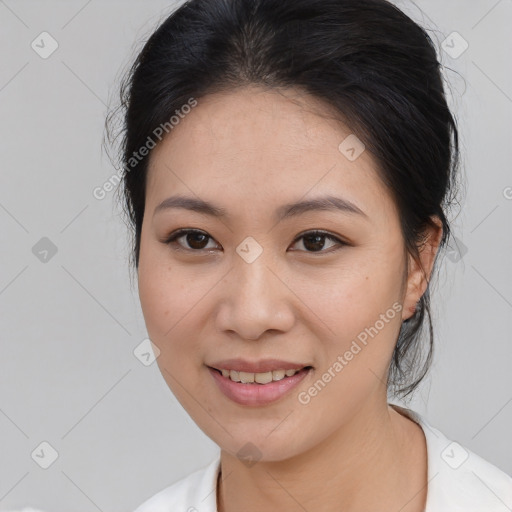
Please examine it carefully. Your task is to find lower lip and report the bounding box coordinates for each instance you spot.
[207,366,312,406]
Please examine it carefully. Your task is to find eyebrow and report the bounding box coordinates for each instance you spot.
[153,194,368,221]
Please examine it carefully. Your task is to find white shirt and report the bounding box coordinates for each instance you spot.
[133,405,512,512]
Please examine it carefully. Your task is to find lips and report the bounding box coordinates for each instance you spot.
[207,365,313,406]
[208,358,313,374]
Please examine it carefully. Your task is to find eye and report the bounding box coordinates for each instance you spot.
[163,228,346,254]
[289,230,346,253]
[163,229,219,252]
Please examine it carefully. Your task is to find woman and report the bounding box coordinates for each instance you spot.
[106,0,512,510]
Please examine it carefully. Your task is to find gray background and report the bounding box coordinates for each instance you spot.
[0,0,511,511]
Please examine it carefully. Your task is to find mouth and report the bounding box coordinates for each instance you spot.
[208,365,314,384]
[207,364,313,406]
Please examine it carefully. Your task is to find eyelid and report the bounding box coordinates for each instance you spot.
[290,230,348,253]
[163,228,220,253]
[162,228,348,253]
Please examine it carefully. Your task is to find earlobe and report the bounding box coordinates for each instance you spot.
[401,216,443,322]
[402,252,425,321]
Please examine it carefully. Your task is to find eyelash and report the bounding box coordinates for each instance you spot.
[162,228,347,255]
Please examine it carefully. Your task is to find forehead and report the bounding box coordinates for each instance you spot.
[146,86,397,223]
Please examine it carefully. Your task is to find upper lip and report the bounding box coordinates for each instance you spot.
[208,358,312,373]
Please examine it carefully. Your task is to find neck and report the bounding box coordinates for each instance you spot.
[217,399,427,512]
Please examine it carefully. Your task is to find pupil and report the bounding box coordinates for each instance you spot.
[304,234,324,252]
[188,233,208,249]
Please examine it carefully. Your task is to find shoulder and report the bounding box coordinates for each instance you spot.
[392,404,512,512]
[133,454,220,512]
[427,439,512,511]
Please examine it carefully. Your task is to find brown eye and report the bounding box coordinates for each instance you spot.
[164,229,219,251]
[290,231,346,253]
[163,229,346,254]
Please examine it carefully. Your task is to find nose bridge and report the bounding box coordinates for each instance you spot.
[233,241,278,308]
[216,240,294,339]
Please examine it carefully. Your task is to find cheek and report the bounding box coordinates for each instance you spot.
[138,255,171,339]
[138,231,187,333]
[293,253,404,383]
[138,260,208,409]
[294,255,402,334]
[138,271,193,352]
[137,241,196,365]
[290,269,402,429]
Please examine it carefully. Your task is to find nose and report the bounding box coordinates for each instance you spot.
[214,251,295,341]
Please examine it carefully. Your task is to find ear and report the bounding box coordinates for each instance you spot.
[402,216,443,322]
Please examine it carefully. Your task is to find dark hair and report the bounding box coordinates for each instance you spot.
[105,0,461,400]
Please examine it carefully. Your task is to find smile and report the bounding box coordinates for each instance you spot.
[207,365,313,406]
[217,367,306,384]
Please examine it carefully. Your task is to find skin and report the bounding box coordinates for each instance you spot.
[137,85,443,512]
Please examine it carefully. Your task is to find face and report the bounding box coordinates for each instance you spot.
[137,85,432,461]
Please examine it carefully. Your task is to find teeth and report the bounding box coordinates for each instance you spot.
[219,368,305,383]
[239,371,255,383]
[272,369,286,381]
